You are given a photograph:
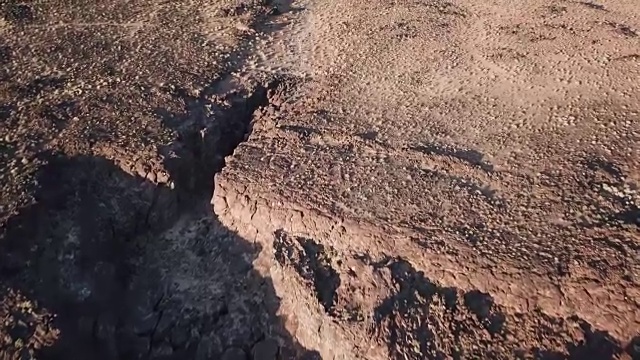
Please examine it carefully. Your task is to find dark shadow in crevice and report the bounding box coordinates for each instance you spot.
[273,230,340,314]
[0,3,321,359]
[153,78,270,198]
[0,152,321,360]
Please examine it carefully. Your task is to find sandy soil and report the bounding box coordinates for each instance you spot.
[1,0,639,359]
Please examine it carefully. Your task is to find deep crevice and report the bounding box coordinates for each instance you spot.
[0,72,318,359]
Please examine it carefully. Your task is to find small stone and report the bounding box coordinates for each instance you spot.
[157,171,170,183]
[221,347,247,360]
[252,338,279,360]
[146,171,157,183]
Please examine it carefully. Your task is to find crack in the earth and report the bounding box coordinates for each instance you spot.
[0,62,318,360]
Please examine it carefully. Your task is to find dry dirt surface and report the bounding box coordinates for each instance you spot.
[1,0,639,359]
[215,0,640,358]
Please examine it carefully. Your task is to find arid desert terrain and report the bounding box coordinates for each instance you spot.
[0,0,639,359]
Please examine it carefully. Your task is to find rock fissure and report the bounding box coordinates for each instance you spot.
[0,30,313,360]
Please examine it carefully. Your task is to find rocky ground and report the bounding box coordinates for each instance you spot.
[1,0,319,359]
[1,0,639,359]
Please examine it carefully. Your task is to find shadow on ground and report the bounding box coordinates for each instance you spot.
[0,152,321,360]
